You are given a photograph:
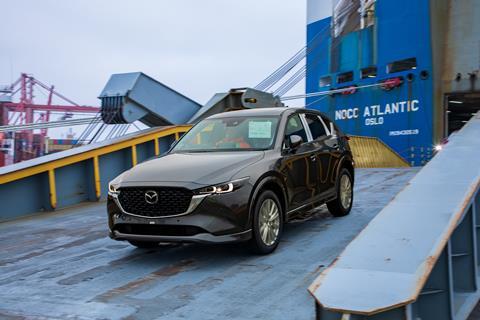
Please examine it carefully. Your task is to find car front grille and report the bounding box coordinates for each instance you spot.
[117,187,193,217]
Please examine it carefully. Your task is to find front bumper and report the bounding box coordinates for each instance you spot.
[110,229,252,244]
[107,183,253,244]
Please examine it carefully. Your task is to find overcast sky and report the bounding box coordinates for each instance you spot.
[0,1,330,136]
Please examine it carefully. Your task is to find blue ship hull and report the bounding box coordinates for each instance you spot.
[306,0,435,166]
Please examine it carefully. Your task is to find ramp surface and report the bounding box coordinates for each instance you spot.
[349,136,411,168]
[0,168,417,320]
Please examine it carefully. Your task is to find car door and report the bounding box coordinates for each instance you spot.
[280,113,318,211]
[319,114,344,189]
[303,113,338,197]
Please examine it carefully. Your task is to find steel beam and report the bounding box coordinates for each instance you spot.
[310,113,480,319]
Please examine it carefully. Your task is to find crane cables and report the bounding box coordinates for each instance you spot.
[281,82,387,101]
[255,1,358,98]
[254,21,331,93]
[74,107,132,146]
[0,117,101,133]
[73,112,102,145]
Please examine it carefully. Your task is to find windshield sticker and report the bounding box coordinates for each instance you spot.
[249,121,272,138]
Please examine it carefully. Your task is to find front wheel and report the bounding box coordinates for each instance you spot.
[327,168,353,217]
[249,190,284,255]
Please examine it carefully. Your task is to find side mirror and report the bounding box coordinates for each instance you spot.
[288,135,303,150]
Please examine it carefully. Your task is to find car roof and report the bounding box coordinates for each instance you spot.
[207,107,304,119]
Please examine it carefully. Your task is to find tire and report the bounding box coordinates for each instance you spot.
[128,240,159,248]
[327,168,353,217]
[249,190,284,254]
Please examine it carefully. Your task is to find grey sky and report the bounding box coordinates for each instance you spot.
[1,1,331,106]
[1,1,332,139]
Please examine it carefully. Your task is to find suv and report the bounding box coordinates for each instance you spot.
[107,108,354,254]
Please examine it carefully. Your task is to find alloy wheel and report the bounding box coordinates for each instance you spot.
[258,199,280,246]
[340,174,352,209]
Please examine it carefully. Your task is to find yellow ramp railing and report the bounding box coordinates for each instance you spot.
[349,135,410,168]
[0,125,191,210]
[0,126,408,218]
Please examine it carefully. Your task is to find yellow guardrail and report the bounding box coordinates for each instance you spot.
[349,135,410,168]
[0,126,408,213]
[0,125,191,209]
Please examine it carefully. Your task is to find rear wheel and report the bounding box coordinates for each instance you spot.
[128,240,159,248]
[249,190,283,254]
[327,168,353,217]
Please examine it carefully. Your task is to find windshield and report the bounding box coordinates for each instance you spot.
[173,116,280,152]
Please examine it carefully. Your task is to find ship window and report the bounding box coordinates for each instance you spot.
[361,66,377,79]
[337,71,354,84]
[319,76,332,88]
[387,58,417,74]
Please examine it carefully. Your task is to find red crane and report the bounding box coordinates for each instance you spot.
[0,73,99,166]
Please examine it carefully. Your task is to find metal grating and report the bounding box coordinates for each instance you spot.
[349,135,411,168]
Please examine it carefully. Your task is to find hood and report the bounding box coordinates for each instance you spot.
[117,151,264,187]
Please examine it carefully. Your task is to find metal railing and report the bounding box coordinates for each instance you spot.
[0,125,190,221]
[309,112,480,319]
[0,124,409,222]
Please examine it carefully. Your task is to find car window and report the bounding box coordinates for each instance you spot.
[305,114,327,140]
[285,114,308,144]
[173,116,280,152]
[320,115,333,134]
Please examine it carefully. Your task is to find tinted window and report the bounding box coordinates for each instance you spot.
[337,71,354,83]
[305,114,327,140]
[320,115,332,131]
[387,58,417,73]
[285,114,308,144]
[361,66,377,79]
[319,76,332,88]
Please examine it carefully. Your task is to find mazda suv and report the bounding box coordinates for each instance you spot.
[107,108,354,254]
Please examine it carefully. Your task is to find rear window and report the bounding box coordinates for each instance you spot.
[305,114,327,140]
[320,115,335,134]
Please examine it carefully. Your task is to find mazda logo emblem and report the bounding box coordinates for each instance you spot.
[144,190,159,205]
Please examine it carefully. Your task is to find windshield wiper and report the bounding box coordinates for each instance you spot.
[174,148,266,153]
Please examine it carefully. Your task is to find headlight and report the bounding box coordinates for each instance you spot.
[196,177,249,195]
[108,182,120,195]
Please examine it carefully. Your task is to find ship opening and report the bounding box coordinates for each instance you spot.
[446,92,480,136]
